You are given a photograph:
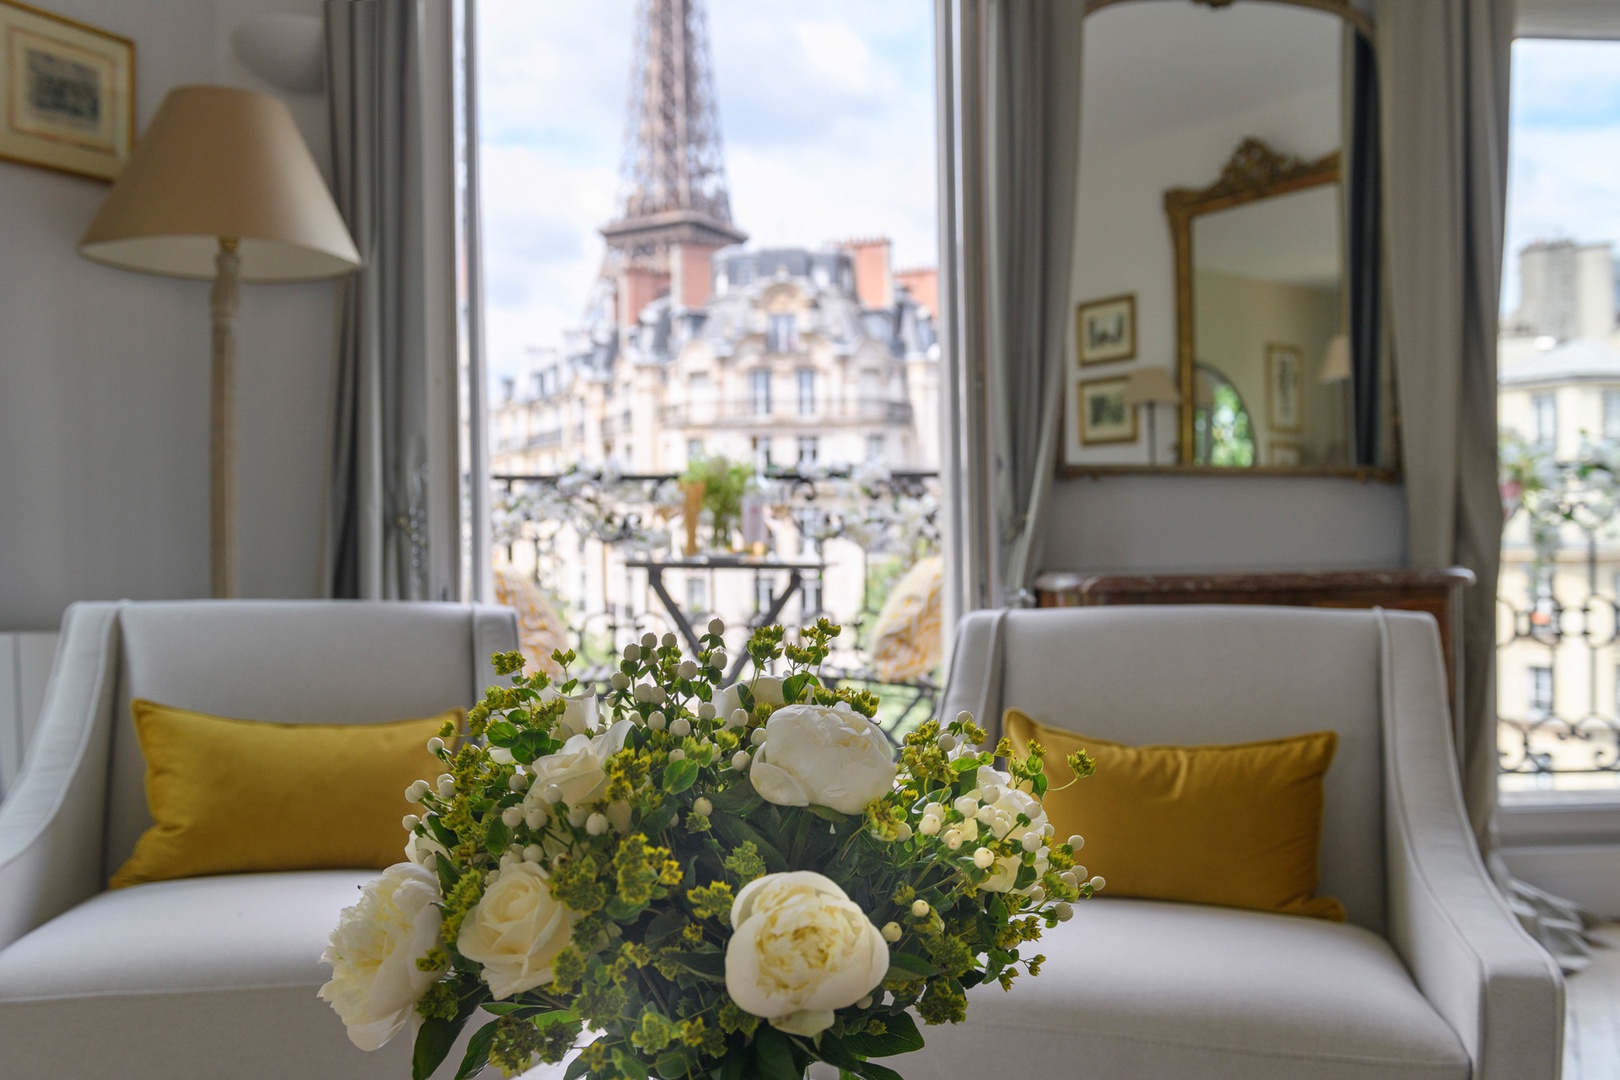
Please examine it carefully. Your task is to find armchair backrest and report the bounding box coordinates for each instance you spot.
[943,605,1409,934]
[100,601,518,883]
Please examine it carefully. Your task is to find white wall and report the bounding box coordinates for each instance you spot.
[0,0,335,631]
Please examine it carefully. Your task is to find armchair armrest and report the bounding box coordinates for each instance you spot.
[0,602,122,951]
[1378,610,1563,1080]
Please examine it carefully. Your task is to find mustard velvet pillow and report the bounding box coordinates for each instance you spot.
[111,700,459,889]
[1006,709,1345,921]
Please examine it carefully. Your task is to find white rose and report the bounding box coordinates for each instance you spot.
[525,720,633,809]
[750,703,896,814]
[318,863,444,1051]
[725,871,889,1036]
[404,827,448,868]
[457,861,578,999]
[540,687,599,738]
[716,675,785,720]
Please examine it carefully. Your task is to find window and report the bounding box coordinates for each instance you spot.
[866,434,885,462]
[797,369,816,416]
[750,369,772,416]
[1606,389,1620,440]
[802,574,823,619]
[767,313,799,353]
[754,574,775,614]
[1528,666,1553,719]
[751,436,771,472]
[795,508,823,556]
[1532,393,1557,449]
[686,575,706,615]
[686,438,704,462]
[797,436,818,469]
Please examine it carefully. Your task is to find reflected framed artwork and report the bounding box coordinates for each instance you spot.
[1266,343,1303,433]
[1077,294,1136,366]
[0,1,134,181]
[1078,376,1136,446]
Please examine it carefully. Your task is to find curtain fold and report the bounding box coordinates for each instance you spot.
[1345,31,1382,468]
[1378,0,1597,971]
[942,0,1084,612]
[322,0,440,601]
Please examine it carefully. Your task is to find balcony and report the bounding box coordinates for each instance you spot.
[659,397,913,428]
[490,465,942,738]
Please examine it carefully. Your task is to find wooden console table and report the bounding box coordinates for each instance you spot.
[1035,568,1477,724]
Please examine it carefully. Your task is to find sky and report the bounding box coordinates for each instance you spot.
[476,1,939,384]
[1502,39,1620,316]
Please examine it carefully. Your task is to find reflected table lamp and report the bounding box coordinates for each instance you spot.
[1319,333,1353,463]
[1122,366,1183,466]
[78,85,361,598]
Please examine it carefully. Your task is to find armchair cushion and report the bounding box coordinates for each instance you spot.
[901,898,1468,1080]
[1007,709,1344,920]
[110,702,458,889]
[0,871,422,1077]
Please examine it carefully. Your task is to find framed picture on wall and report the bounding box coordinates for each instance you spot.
[1268,439,1302,467]
[0,1,134,181]
[1076,294,1136,366]
[1266,343,1303,433]
[1077,376,1137,445]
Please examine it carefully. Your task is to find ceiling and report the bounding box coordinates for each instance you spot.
[1080,0,1345,148]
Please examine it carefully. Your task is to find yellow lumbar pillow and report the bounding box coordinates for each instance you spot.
[1006,709,1345,921]
[111,700,459,889]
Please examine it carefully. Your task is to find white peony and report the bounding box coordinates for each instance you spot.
[404,827,448,868]
[724,871,889,1035]
[318,863,444,1051]
[540,686,599,738]
[716,675,785,720]
[524,719,633,809]
[976,766,1049,893]
[457,861,578,999]
[750,703,896,814]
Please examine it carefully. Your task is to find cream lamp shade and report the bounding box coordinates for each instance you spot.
[1319,333,1352,384]
[78,85,360,280]
[1121,366,1183,407]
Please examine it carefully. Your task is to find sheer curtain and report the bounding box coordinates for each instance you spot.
[1378,0,1595,970]
[322,0,460,601]
[936,0,1084,632]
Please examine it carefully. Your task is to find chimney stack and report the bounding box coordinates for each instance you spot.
[841,237,893,309]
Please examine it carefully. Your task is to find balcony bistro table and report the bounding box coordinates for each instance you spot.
[624,554,827,683]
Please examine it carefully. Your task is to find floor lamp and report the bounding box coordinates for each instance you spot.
[78,85,361,598]
[1122,366,1183,466]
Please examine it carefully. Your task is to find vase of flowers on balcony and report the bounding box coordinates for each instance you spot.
[319,618,1099,1080]
[682,455,751,552]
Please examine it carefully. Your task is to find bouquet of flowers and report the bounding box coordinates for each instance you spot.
[320,619,1099,1080]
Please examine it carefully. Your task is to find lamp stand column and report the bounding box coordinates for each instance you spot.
[210,237,241,599]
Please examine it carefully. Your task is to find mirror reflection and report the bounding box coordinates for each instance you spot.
[1061,0,1395,477]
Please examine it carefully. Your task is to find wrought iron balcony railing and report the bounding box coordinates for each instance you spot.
[490,465,942,741]
[658,397,914,427]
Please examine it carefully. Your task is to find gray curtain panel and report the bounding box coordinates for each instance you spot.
[946,0,1084,609]
[1378,0,1596,971]
[322,0,436,600]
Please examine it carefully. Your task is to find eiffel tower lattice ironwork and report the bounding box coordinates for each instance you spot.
[600,0,747,270]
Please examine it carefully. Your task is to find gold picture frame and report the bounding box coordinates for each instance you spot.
[1076,293,1136,366]
[1078,376,1137,446]
[1266,343,1304,433]
[0,1,134,181]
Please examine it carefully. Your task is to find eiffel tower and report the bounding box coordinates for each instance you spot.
[600,0,747,271]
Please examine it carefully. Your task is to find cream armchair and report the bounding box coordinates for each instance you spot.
[903,605,1562,1080]
[0,600,519,1080]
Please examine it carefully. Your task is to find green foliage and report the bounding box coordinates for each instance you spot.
[397,620,1092,1079]
[681,454,752,544]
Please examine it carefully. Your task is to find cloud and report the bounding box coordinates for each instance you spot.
[474,0,939,383]
[1501,40,1620,314]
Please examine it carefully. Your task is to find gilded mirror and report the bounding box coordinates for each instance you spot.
[1061,0,1397,478]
